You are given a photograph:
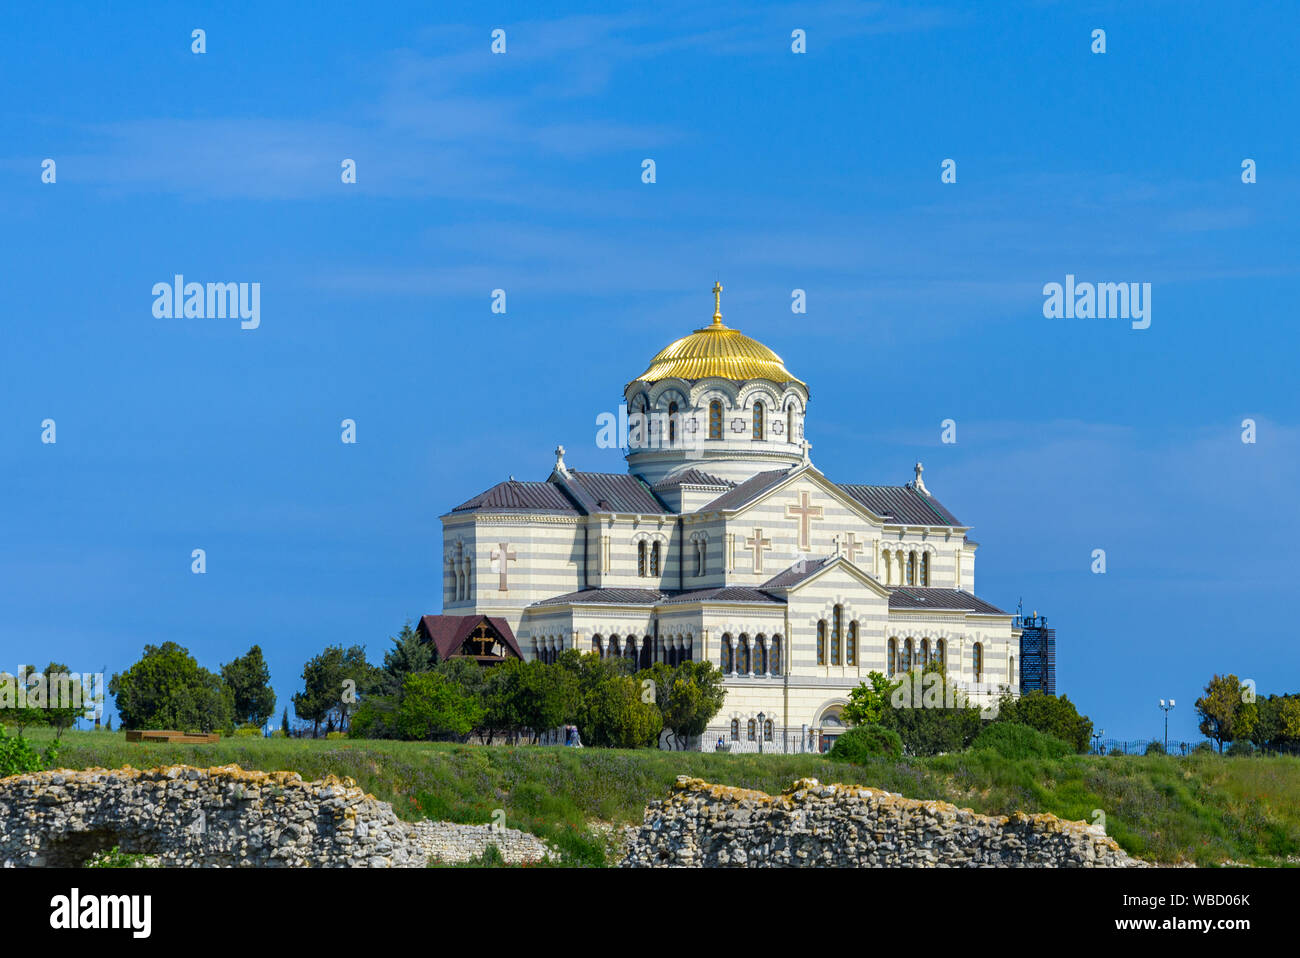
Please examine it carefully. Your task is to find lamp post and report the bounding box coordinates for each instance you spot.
[1159,699,1175,754]
[757,712,765,754]
[1091,729,1105,754]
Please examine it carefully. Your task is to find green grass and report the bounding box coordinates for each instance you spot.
[23,728,1300,867]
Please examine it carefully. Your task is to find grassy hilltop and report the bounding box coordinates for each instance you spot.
[27,729,1300,867]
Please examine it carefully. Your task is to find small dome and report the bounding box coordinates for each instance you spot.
[632,285,805,387]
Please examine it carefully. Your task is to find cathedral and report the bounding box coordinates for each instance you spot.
[430,285,1020,752]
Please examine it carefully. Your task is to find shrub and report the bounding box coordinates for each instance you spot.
[1226,740,1255,757]
[86,846,158,868]
[234,726,263,738]
[828,724,903,763]
[993,691,1092,752]
[1145,741,1166,756]
[0,725,61,777]
[971,722,1071,760]
[325,731,347,740]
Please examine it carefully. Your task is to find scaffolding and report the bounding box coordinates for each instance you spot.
[1015,603,1056,695]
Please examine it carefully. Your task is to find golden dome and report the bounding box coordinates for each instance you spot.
[633,284,805,386]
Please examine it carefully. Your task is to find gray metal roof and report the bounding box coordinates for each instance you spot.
[699,468,792,512]
[652,468,734,491]
[451,480,580,514]
[836,483,963,526]
[529,586,784,608]
[760,556,833,589]
[530,587,666,606]
[660,586,784,605]
[568,471,670,514]
[887,587,1006,614]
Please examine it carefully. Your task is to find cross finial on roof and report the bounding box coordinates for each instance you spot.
[712,281,723,325]
[554,444,567,475]
[914,461,928,495]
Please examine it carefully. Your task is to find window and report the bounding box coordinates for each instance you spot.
[739,634,751,674]
[847,621,858,666]
[920,552,930,586]
[695,539,706,575]
[881,549,892,585]
[906,552,917,586]
[592,635,603,657]
[817,620,827,665]
[1009,655,1015,685]
[936,638,946,670]
[609,635,620,657]
[747,719,756,741]
[637,541,647,576]
[709,400,723,439]
[787,406,795,443]
[973,642,984,682]
[668,401,678,443]
[722,634,734,674]
[771,635,782,675]
[755,636,767,675]
[903,638,914,672]
[887,637,898,676]
[650,541,661,576]
[921,638,931,667]
[752,402,764,439]
[731,718,739,739]
[831,605,843,666]
[764,720,774,742]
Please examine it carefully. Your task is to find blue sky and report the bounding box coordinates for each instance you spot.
[2,1,1297,742]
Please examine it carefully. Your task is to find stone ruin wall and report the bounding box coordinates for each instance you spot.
[0,765,554,867]
[621,776,1146,867]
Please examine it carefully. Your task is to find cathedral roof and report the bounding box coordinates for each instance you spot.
[451,479,580,514]
[450,472,670,517]
[530,586,784,608]
[887,588,1007,615]
[836,483,964,527]
[760,556,834,589]
[631,285,804,387]
[699,468,792,512]
[651,468,734,491]
[565,471,670,514]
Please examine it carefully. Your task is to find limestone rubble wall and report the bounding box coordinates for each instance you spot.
[621,776,1146,867]
[0,765,553,868]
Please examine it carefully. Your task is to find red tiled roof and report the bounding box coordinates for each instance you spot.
[416,614,524,660]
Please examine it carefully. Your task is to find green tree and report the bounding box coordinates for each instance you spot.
[644,660,726,750]
[0,667,49,735]
[510,660,580,743]
[394,672,484,741]
[1247,694,1300,751]
[109,643,233,733]
[292,645,380,738]
[379,621,435,697]
[220,645,276,728]
[280,707,291,737]
[41,663,90,739]
[993,690,1093,752]
[879,661,982,756]
[843,671,899,727]
[1195,674,1256,753]
[581,673,662,749]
